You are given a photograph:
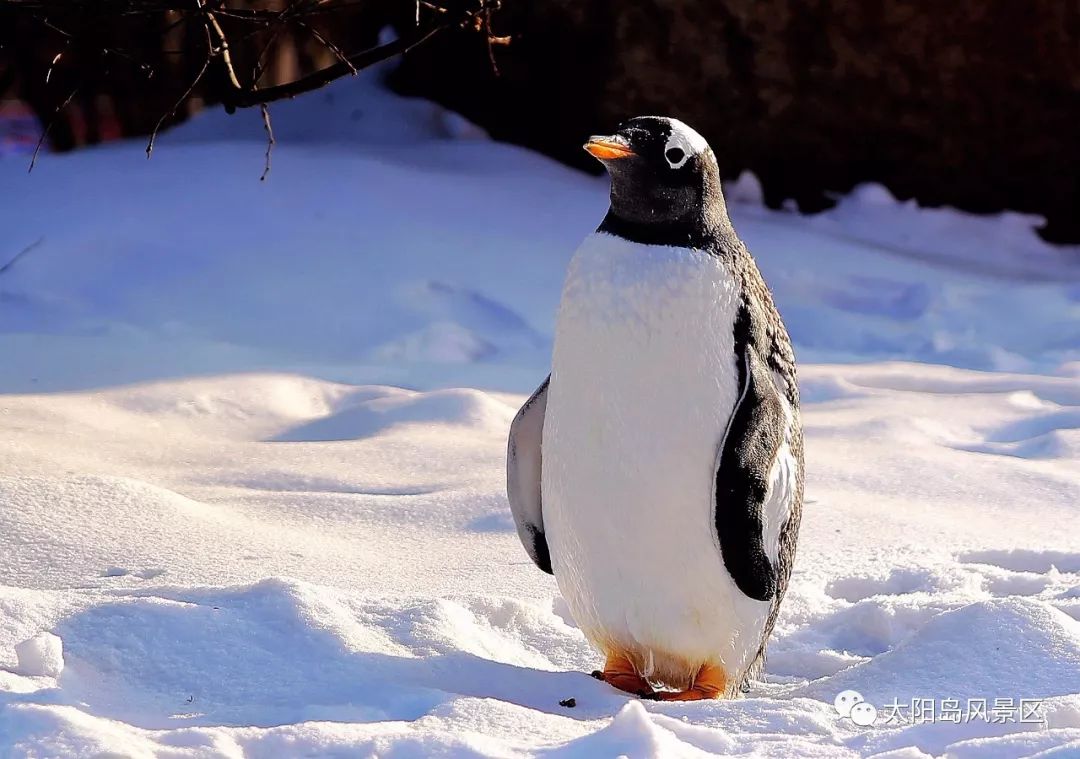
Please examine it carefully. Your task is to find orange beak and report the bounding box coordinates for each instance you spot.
[583,136,635,161]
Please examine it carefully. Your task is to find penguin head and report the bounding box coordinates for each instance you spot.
[584,116,724,230]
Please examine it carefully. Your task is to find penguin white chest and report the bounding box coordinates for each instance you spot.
[541,232,771,687]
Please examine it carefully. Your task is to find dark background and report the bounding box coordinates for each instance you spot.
[3,0,1079,242]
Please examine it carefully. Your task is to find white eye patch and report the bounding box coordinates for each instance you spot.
[663,119,710,169]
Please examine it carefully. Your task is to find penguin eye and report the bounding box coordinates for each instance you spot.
[665,147,686,166]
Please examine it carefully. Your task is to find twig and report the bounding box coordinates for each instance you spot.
[45,49,64,83]
[226,21,446,109]
[146,54,208,158]
[30,10,153,70]
[205,9,241,90]
[28,85,78,172]
[249,13,288,90]
[7,0,505,168]
[0,238,44,278]
[294,18,356,75]
[146,5,212,158]
[259,102,274,181]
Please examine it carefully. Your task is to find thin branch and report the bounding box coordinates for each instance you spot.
[0,238,44,278]
[205,9,241,90]
[34,14,72,38]
[259,102,274,181]
[143,0,215,158]
[29,10,154,70]
[294,18,356,75]
[45,48,64,84]
[28,85,78,171]
[146,36,210,158]
[249,8,290,90]
[6,0,505,169]
[227,22,446,109]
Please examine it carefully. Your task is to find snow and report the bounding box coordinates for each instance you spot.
[1,59,1079,757]
[12,633,63,679]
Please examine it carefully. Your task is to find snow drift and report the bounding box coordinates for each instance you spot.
[1,60,1078,757]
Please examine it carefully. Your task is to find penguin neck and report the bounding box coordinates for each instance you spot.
[597,198,739,252]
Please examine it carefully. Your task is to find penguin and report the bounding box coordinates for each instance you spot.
[506,116,803,700]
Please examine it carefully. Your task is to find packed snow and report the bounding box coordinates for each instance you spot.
[1,59,1078,758]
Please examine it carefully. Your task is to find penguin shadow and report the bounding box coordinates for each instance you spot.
[6,584,674,732]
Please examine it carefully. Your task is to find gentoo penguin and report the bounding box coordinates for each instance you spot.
[506,116,803,700]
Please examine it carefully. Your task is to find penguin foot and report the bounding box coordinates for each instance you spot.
[652,664,728,701]
[652,689,713,701]
[593,654,655,698]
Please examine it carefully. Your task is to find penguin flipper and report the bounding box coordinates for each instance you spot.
[714,346,787,602]
[506,376,553,574]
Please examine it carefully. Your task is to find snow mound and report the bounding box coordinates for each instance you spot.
[2,52,1078,759]
[163,61,488,148]
[723,170,764,206]
[826,566,967,603]
[12,632,63,678]
[0,474,235,590]
[960,549,1080,575]
[801,598,1080,705]
[3,580,609,741]
[554,701,732,758]
[810,182,1080,282]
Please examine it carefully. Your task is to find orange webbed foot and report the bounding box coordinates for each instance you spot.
[651,663,728,701]
[591,653,655,698]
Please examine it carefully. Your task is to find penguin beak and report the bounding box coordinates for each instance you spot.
[584,135,635,161]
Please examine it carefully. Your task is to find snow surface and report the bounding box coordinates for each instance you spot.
[1,60,1079,757]
[12,634,63,680]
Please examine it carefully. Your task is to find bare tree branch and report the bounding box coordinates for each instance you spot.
[146,18,212,158]
[0,238,44,278]
[4,0,505,172]
[29,85,78,171]
[45,49,64,83]
[205,8,242,90]
[260,102,275,180]
[293,18,356,75]
[224,21,447,111]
